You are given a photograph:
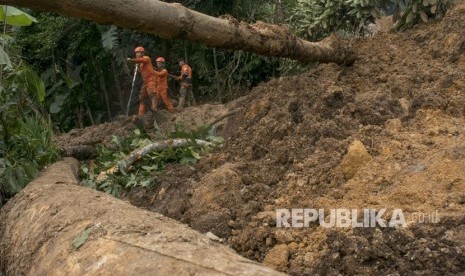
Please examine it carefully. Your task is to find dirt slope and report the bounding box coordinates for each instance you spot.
[58,4,465,275]
[54,103,230,145]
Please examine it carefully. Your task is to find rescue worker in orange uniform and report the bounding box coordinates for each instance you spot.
[126,46,157,116]
[153,57,175,113]
[176,59,196,110]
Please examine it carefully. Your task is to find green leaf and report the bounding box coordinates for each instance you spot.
[49,101,61,114]
[112,135,123,148]
[141,165,158,172]
[420,11,428,22]
[0,46,12,69]
[23,164,38,179]
[0,6,37,26]
[206,136,224,144]
[99,181,111,188]
[101,25,118,51]
[431,4,437,14]
[179,157,197,165]
[406,11,414,23]
[49,92,69,114]
[73,227,92,249]
[190,149,201,159]
[0,34,13,47]
[45,80,65,96]
[139,180,153,187]
[27,71,45,101]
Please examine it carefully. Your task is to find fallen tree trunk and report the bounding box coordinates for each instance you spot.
[62,145,97,160]
[0,0,354,64]
[0,158,284,275]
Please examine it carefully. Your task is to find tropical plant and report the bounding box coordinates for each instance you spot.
[15,13,130,131]
[290,0,393,40]
[395,0,451,30]
[0,6,61,206]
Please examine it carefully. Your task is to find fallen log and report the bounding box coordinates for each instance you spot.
[0,158,284,275]
[62,145,97,160]
[1,0,355,64]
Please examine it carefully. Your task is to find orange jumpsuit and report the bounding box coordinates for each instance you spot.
[130,56,157,116]
[153,68,174,113]
[177,64,196,109]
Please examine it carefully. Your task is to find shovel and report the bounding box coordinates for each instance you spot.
[126,64,139,116]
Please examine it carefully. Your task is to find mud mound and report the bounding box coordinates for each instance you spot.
[54,116,136,149]
[54,103,230,153]
[164,103,232,132]
[125,4,465,275]
[309,216,465,275]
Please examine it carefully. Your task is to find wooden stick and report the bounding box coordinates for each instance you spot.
[98,138,213,180]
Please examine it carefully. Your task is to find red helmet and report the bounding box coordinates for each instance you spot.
[156,57,165,63]
[134,46,145,53]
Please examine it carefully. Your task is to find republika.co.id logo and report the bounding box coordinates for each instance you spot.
[276,208,440,228]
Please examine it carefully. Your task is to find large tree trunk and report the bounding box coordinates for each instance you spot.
[0,158,284,275]
[0,0,354,64]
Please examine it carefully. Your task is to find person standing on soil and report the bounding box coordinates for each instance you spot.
[126,46,158,116]
[174,59,196,110]
[153,57,175,113]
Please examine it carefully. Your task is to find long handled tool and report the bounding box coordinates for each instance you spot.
[126,64,139,116]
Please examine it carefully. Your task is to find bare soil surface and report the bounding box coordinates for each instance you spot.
[54,103,231,148]
[54,4,465,275]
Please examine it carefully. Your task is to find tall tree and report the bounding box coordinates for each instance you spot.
[0,0,355,65]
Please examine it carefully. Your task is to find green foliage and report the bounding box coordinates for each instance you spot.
[98,25,130,76]
[80,127,221,197]
[0,35,13,69]
[0,114,61,204]
[395,0,451,30]
[290,0,393,40]
[0,10,61,205]
[0,61,62,198]
[289,0,452,40]
[16,14,123,131]
[0,5,37,26]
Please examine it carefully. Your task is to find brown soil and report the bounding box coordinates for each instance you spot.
[58,4,465,275]
[54,103,231,149]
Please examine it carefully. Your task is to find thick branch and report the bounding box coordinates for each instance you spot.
[99,138,213,179]
[205,110,239,128]
[0,0,354,64]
